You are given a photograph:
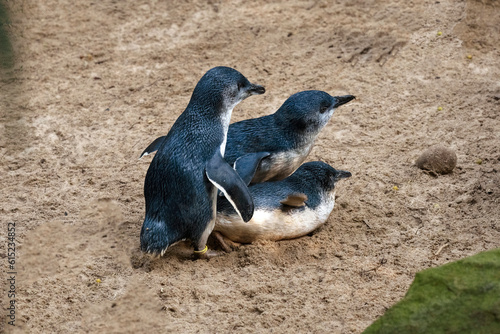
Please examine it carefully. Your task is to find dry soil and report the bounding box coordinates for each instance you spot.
[1,0,499,333]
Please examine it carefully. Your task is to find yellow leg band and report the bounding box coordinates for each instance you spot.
[194,245,208,255]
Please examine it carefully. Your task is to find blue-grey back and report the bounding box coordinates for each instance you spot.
[217,161,337,214]
[144,108,223,223]
[224,114,292,165]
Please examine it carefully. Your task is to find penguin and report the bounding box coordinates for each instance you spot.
[140,66,265,258]
[214,161,352,244]
[140,91,355,185]
[214,161,351,243]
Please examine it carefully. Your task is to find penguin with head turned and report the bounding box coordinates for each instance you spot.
[140,66,265,258]
[215,161,352,244]
[141,91,354,185]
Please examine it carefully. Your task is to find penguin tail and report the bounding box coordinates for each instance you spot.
[140,217,171,256]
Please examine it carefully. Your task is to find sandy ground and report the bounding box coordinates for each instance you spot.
[1,0,499,333]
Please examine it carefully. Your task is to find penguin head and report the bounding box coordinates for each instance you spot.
[275,90,355,138]
[296,161,352,192]
[189,66,265,114]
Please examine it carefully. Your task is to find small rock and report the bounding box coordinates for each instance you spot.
[416,145,457,175]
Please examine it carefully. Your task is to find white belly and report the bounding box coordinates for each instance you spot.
[215,191,336,243]
[253,144,314,183]
[220,109,232,157]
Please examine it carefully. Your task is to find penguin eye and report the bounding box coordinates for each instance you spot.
[237,82,244,91]
[320,105,329,113]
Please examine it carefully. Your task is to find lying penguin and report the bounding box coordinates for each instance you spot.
[214,161,351,244]
[141,91,355,185]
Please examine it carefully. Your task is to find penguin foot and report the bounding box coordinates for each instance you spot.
[213,231,241,253]
[193,248,221,260]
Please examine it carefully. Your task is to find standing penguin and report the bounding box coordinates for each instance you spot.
[140,66,265,258]
[141,91,354,185]
[215,161,352,243]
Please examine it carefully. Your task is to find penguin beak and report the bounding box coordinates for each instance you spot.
[335,170,352,181]
[333,95,355,108]
[248,84,266,96]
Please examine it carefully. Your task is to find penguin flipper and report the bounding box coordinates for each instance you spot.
[139,136,166,159]
[206,150,254,222]
[233,152,271,185]
[280,193,308,208]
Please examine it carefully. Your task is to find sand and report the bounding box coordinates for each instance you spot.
[1,0,499,333]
